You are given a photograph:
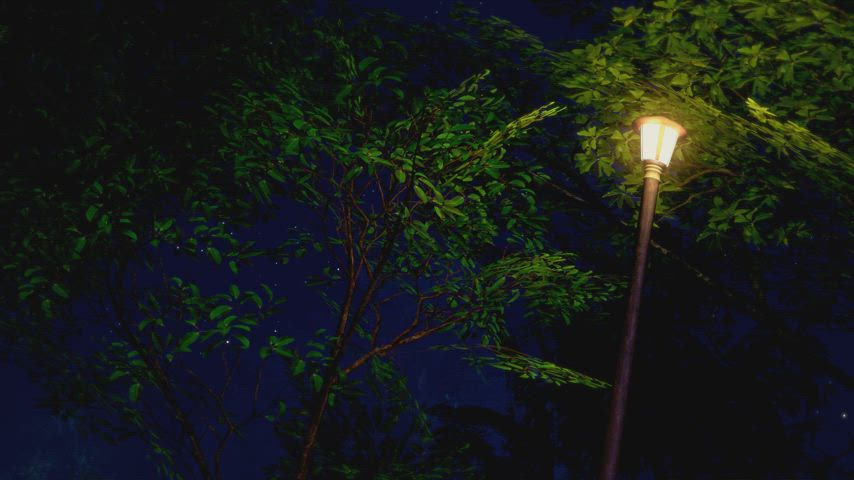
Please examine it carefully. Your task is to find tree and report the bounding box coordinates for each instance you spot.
[1,1,618,478]
[3,0,850,478]
[200,7,624,476]
[436,0,852,476]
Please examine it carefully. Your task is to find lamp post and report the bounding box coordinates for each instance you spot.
[599,116,687,480]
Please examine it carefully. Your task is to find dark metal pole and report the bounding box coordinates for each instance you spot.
[599,162,662,480]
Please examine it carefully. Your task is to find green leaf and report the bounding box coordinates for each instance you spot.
[284,137,300,155]
[236,335,250,349]
[248,292,263,308]
[177,331,200,352]
[433,205,445,219]
[124,230,138,242]
[208,247,222,264]
[334,85,352,105]
[670,73,690,87]
[488,276,506,292]
[209,305,232,321]
[51,284,69,299]
[73,237,86,253]
[311,373,323,392]
[342,165,363,183]
[272,336,295,348]
[414,185,429,203]
[156,218,174,233]
[260,283,274,301]
[268,169,286,182]
[358,56,379,72]
[65,158,82,173]
[445,196,464,207]
[85,206,98,222]
[292,359,306,376]
[129,383,141,402]
[229,260,238,274]
[138,317,160,331]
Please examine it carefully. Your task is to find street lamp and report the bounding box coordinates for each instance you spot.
[599,116,687,480]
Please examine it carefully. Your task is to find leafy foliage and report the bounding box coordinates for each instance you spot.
[207,12,619,476]
[0,1,617,479]
[431,1,853,477]
[1,0,850,478]
[551,0,852,248]
[438,344,611,389]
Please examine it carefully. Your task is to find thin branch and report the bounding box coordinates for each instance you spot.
[342,311,471,376]
[106,258,212,480]
[665,186,723,213]
[184,367,237,480]
[334,195,358,340]
[369,302,383,349]
[675,168,736,187]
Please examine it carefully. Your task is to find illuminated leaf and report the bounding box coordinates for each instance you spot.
[209,305,232,321]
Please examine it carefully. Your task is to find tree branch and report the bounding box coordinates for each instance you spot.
[106,258,212,480]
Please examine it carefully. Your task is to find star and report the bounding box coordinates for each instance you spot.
[842,412,848,420]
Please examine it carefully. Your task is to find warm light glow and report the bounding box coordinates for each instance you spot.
[640,122,660,161]
[633,116,687,167]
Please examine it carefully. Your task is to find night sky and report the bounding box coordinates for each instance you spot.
[1,1,851,479]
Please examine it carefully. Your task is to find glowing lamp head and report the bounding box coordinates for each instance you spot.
[632,116,687,167]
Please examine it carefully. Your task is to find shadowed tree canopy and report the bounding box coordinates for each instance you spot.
[1,0,851,478]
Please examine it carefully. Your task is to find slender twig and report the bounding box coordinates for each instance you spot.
[675,168,735,187]
[666,186,723,213]
[184,367,237,480]
[106,257,212,479]
[342,308,477,376]
[369,303,383,349]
